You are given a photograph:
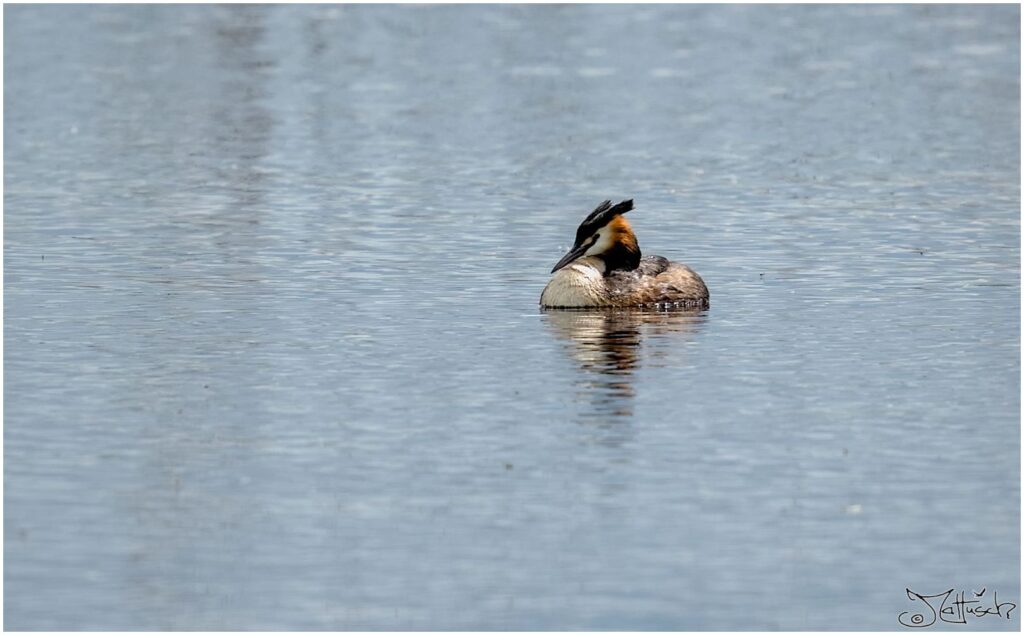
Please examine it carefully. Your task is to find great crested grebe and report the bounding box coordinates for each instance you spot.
[540,199,709,309]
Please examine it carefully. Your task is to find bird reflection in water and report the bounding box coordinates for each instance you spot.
[541,308,707,420]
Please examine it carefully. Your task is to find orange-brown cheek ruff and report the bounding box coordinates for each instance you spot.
[607,216,634,243]
[600,216,641,273]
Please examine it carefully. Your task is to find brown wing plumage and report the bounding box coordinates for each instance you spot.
[606,256,709,308]
[634,255,671,277]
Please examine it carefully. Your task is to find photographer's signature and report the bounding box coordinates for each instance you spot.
[899,587,1016,628]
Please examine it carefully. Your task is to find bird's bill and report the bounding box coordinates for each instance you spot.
[551,243,589,273]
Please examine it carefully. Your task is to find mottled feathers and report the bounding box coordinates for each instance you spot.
[606,256,710,308]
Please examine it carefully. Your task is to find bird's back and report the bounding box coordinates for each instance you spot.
[606,255,709,308]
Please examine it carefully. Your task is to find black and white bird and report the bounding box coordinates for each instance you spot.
[540,199,709,309]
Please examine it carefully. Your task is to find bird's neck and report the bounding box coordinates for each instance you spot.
[600,238,641,274]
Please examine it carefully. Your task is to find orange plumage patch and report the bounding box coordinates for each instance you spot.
[608,216,638,251]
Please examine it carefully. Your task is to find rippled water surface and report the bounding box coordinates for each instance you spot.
[5,4,1020,630]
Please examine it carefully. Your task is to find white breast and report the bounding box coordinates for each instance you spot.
[539,257,608,308]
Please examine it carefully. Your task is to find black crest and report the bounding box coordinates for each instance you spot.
[574,199,634,246]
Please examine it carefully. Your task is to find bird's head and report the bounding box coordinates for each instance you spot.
[550,199,641,274]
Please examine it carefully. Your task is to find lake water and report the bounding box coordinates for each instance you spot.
[4,4,1020,631]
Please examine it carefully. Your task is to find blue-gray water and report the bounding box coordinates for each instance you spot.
[4,4,1020,631]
